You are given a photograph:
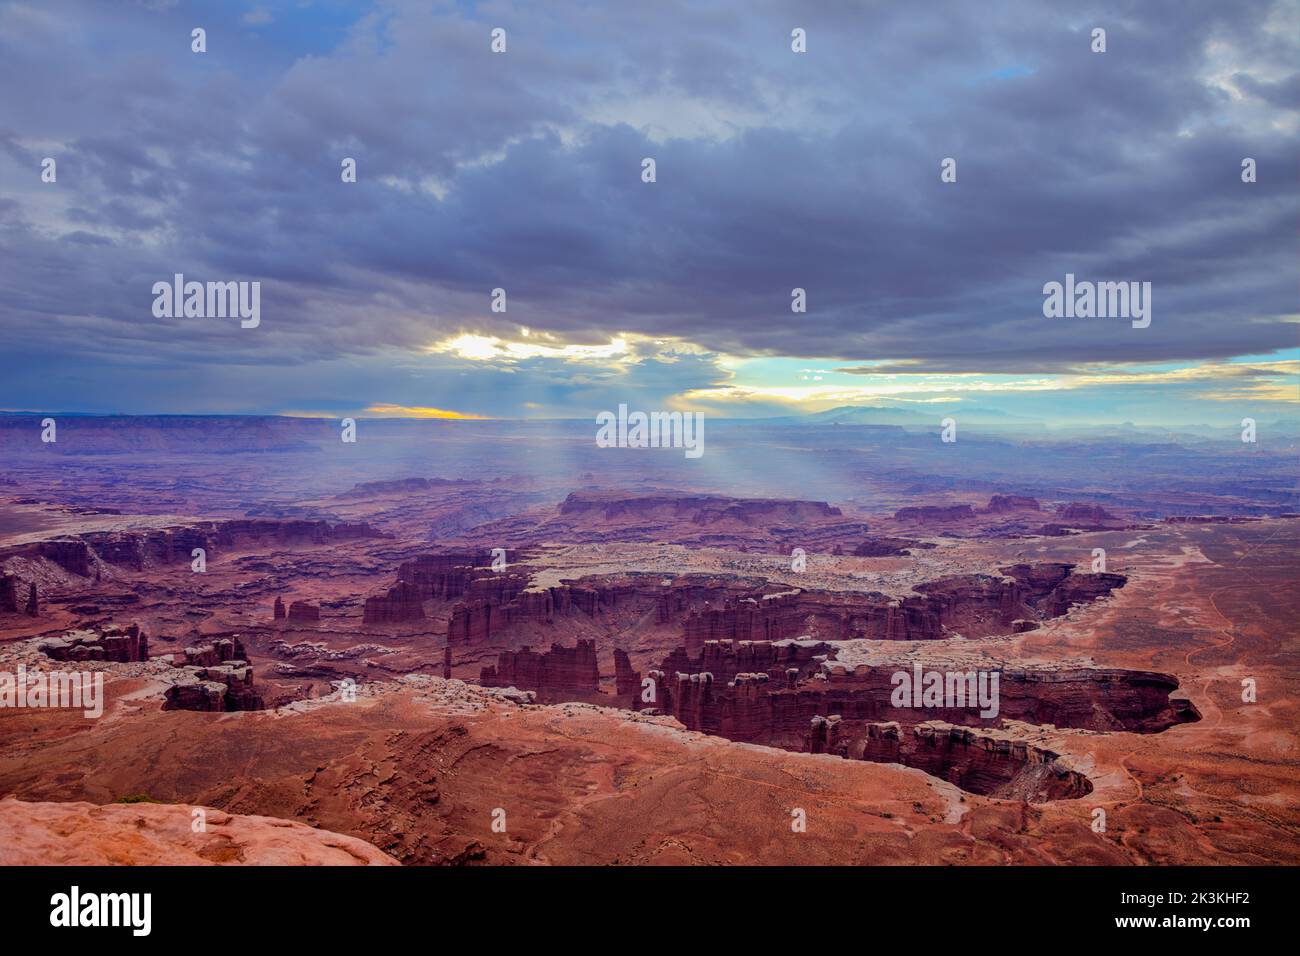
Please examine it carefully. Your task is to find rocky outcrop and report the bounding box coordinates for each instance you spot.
[183,637,249,668]
[1000,563,1126,617]
[0,540,94,576]
[0,520,385,575]
[393,551,510,600]
[657,651,1199,748]
[273,597,286,620]
[363,581,427,624]
[165,662,263,712]
[437,568,793,659]
[893,504,975,525]
[24,583,37,616]
[462,490,874,552]
[658,638,832,687]
[1056,502,1116,522]
[0,575,18,613]
[809,719,1091,800]
[364,551,513,626]
[681,564,1126,648]
[851,536,934,557]
[340,476,479,498]
[0,797,398,865]
[680,580,971,646]
[480,641,600,700]
[985,495,1041,513]
[429,559,1126,660]
[650,649,1196,799]
[287,601,320,623]
[40,624,149,663]
[614,648,640,698]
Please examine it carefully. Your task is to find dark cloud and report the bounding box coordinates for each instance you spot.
[0,0,1296,414]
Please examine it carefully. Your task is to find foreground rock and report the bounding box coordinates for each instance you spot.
[0,797,397,865]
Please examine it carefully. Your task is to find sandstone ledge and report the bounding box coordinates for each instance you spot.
[0,797,398,866]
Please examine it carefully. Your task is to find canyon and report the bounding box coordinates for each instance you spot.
[1,416,1297,865]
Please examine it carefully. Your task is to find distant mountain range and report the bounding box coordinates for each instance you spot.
[740,404,1299,443]
[797,404,1041,426]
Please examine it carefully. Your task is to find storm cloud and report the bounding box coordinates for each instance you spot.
[0,0,1296,416]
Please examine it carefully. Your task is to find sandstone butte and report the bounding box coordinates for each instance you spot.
[0,796,397,866]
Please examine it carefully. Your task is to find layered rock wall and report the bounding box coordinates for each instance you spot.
[480,640,601,699]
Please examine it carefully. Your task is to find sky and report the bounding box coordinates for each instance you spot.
[0,0,1297,425]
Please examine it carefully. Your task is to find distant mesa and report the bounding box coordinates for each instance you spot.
[893,504,975,525]
[455,489,872,552]
[984,495,1041,513]
[557,491,842,525]
[339,476,481,498]
[1056,502,1116,522]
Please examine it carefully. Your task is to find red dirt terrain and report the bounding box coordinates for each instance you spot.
[2,458,1297,865]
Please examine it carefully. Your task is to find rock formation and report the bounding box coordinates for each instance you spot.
[893,504,975,525]
[273,596,286,620]
[985,495,1041,513]
[287,601,320,623]
[40,624,149,663]
[1056,502,1116,522]
[614,648,640,699]
[460,490,870,552]
[182,637,249,668]
[558,491,843,524]
[480,641,601,700]
[0,519,385,575]
[0,540,95,576]
[0,798,398,866]
[658,638,831,687]
[805,719,1091,800]
[654,645,1200,762]
[851,537,934,556]
[165,662,263,712]
[681,564,1126,648]
[0,575,22,613]
[363,551,510,625]
[363,580,427,624]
